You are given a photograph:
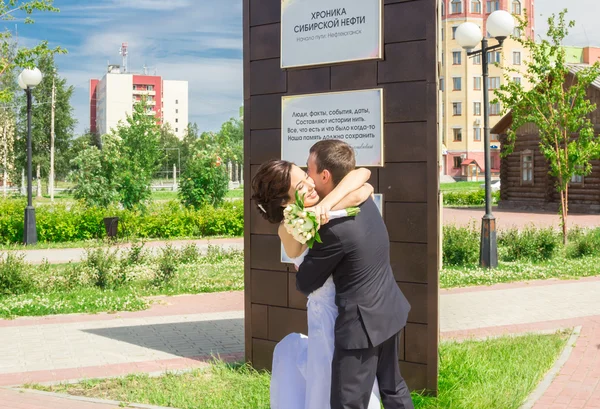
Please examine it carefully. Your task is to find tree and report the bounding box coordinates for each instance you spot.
[179,148,229,208]
[14,53,76,186]
[158,123,181,180]
[69,134,120,208]
[112,98,161,209]
[495,10,600,244]
[1,0,65,103]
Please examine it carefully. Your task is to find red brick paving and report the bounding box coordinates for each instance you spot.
[0,352,244,387]
[0,388,122,409]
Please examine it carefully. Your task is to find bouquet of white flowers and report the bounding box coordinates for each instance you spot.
[283,191,361,248]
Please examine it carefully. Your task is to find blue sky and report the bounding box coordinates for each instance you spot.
[12,0,243,135]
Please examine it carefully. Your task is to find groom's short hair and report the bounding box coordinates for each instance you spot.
[309,140,356,186]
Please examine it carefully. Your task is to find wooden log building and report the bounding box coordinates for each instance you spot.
[491,66,600,214]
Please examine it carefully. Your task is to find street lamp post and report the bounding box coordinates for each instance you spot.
[18,67,43,246]
[455,10,515,268]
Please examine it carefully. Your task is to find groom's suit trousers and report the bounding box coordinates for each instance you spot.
[330,331,414,409]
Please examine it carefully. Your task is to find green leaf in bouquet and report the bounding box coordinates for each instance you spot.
[295,190,305,210]
[314,231,322,244]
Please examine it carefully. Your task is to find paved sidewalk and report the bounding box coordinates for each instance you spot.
[443,207,600,229]
[5,238,243,265]
[0,278,598,407]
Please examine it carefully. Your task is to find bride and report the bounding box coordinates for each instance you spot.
[251,159,381,409]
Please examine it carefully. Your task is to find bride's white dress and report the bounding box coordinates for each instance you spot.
[270,251,381,409]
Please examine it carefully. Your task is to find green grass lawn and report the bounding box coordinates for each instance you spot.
[440,181,482,193]
[1,245,599,318]
[29,332,569,409]
[441,255,600,288]
[0,246,243,318]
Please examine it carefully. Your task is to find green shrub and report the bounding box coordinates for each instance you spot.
[154,245,178,286]
[498,227,561,262]
[179,150,229,208]
[178,244,201,264]
[82,247,121,289]
[443,224,480,266]
[199,201,244,237]
[0,199,243,244]
[0,252,33,295]
[566,227,600,259]
[444,190,500,206]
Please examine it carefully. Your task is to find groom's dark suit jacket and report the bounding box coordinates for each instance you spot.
[296,197,411,350]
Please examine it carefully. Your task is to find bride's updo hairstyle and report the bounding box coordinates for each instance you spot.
[251,159,293,224]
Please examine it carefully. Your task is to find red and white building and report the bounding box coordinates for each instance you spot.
[90,65,188,139]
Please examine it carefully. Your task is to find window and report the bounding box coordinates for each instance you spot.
[471,0,481,13]
[453,128,463,142]
[453,102,462,116]
[521,151,534,185]
[473,54,481,65]
[452,26,458,39]
[451,0,462,14]
[176,99,179,104]
[474,127,482,141]
[440,77,445,91]
[441,27,444,41]
[473,76,482,90]
[176,109,179,113]
[147,85,154,91]
[571,166,584,185]
[453,77,462,90]
[513,76,522,85]
[487,51,501,63]
[512,0,521,15]
[453,156,463,168]
[488,77,501,89]
[571,174,584,185]
[486,0,499,12]
[513,51,521,65]
[489,102,501,115]
[473,102,482,116]
[513,27,521,37]
[175,118,179,123]
[441,1,445,16]
[453,51,462,65]
[175,128,179,132]
[441,52,445,66]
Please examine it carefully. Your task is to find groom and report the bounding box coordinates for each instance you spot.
[296,140,414,409]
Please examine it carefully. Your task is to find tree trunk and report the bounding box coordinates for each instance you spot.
[36,164,42,198]
[559,188,568,245]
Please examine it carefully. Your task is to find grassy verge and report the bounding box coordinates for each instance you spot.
[29,332,569,409]
[441,255,600,288]
[440,181,482,193]
[0,245,243,319]
[1,247,598,318]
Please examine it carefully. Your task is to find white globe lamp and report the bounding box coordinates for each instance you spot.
[487,10,515,40]
[455,22,483,51]
[17,73,27,90]
[19,68,43,89]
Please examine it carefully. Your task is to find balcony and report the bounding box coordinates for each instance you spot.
[132,89,156,96]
